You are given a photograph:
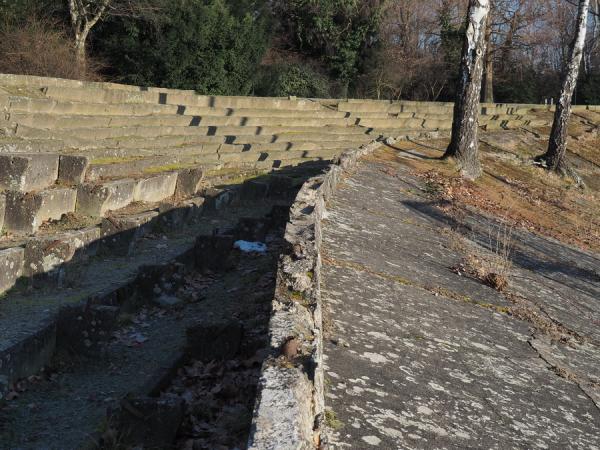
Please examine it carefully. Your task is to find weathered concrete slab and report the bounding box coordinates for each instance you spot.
[0,153,59,192]
[133,172,178,203]
[58,155,89,185]
[0,192,5,232]
[100,210,159,255]
[24,227,101,278]
[0,247,24,294]
[175,168,204,198]
[321,153,600,448]
[76,179,136,216]
[4,188,77,234]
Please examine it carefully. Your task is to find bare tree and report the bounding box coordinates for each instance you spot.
[67,0,160,72]
[537,0,590,180]
[68,0,111,71]
[443,0,491,180]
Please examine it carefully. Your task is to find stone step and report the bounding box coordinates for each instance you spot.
[8,96,181,117]
[0,73,196,95]
[482,118,551,129]
[9,110,353,129]
[0,170,311,400]
[356,117,452,130]
[0,137,67,153]
[0,153,59,192]
[3,187,77,234]
[80,139,370,181]
[14,124,374,148]
[42,85,325,110]
[0,247,23,294]
[0,171,207,294]
[0,196,216,392]
[76,168,204,215]
[8,106,348,129]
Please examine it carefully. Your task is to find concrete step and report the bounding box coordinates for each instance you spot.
[3,187,77,234]
[80,140,370,181]
[356,117,453,130]
[9,110,354,129]
[0,153,59,192]
[0,169,314,403]
[0,73,196,95]
[42,85,325,110]
[0,194,220,391]
[14,123,374,147]
[76,167,205,214]
[0,137,67,154]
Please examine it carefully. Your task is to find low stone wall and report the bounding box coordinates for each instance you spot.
[247,138,385,449]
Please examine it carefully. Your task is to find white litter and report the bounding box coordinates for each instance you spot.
[234,240,267,253]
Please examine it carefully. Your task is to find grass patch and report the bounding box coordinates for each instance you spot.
[324,409,344,430]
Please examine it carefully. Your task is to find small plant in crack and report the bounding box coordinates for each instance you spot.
[451,218,515,292]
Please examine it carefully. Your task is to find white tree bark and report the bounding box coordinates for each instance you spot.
[444,0,491,180]
[68,0,112,72]
[542,0,590,174]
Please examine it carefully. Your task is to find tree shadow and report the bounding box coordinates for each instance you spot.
[401,199,600,297]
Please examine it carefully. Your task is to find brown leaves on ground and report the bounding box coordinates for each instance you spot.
[169,356,264,450]
[401,134,600,254]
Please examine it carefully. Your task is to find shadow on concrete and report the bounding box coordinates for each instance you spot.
[401,199,600,295]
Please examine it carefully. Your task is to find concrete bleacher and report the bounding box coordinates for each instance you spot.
[2,73,599,422]
[1,73,592,299]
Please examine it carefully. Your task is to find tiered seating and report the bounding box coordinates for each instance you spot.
[0,75,381,299]
[324,98,556,131]
[0,73,575,297]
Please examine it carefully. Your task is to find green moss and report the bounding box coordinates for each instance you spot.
[290,290,305,301]
[90,156,144,165]
[143,163,195,174]
[324,410,343,430]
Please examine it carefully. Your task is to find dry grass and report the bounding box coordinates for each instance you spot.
[0,16,103,81]
[383,122,600,254]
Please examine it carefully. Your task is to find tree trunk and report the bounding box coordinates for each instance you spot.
[74,33,88,75]
[444,0,491,180]
[541,0,590,174]
[482,13,494,104]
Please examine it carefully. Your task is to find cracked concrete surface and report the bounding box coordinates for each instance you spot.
[321,151,600,449]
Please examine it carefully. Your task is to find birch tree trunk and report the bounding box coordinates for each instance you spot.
[482,11,494,103]
[540,0,590,176]
[443,0,491,180]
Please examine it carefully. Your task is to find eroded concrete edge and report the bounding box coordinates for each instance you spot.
[248,139,384,450]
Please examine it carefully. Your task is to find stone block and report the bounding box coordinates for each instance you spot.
[58,155,89,185]
[175,168,204,198]
[0,247,24,294]
[0,153,59,192]
[0,193,5,232]
[23,227,101,278]
[76,179,136,217]
[4,188,77,234]
[99,211,159,256]
[134,172,178,203]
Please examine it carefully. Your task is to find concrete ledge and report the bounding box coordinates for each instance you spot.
[24,227,100,278]
[0,247,24,294]
[0,153,59,192]
[0,193,5,232]
[248,139,383,449]
[133,172,178,203]
[76,179,136,217]
[4,188,77,234]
